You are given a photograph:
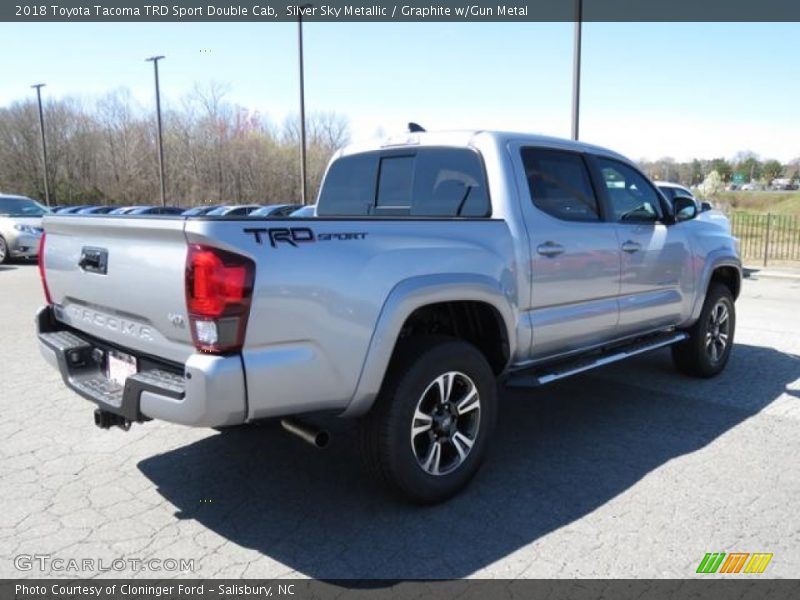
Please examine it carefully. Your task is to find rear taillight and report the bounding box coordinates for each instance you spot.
[38,232,52,305]
[185,244,255,353]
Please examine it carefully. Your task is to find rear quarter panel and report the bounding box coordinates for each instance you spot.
[183,218,517,419]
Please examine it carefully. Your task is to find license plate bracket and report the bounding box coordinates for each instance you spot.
[106,349,137,387]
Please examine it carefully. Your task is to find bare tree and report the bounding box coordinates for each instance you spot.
[0,86,348,207]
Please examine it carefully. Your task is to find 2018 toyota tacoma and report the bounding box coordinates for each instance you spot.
[36,130,741,503]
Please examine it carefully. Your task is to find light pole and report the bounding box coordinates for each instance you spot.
[31,83,51,207]
[145,55,167,206]
[571,0,583,141]
[297,5,311,205]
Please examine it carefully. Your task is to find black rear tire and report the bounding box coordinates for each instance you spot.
[360,335,498,504]
[672,283,736,377]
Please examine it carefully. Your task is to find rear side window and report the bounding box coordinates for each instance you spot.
[412,148,489,217]
[377,156,415,208]
[317,154,377,216]
[317,148,490,217]
[521,148,599,222]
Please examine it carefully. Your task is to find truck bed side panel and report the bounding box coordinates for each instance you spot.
[183,218,517,419]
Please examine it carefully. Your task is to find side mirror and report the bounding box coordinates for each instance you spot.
[673,196,697,222]
[700,201,713,212]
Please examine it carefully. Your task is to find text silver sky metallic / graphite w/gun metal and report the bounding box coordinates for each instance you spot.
[35,130,741,503]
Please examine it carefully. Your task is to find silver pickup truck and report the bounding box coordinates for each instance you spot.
[36,130,741,503]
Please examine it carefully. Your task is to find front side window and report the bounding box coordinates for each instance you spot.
[596,158,662,222]
[521,148,600,222]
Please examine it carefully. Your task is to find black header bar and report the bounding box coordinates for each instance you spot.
[4,1,800,22]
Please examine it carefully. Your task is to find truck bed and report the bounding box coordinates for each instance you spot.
[41,214,516,420]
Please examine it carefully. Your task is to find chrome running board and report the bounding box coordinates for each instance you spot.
[506,331,688,388]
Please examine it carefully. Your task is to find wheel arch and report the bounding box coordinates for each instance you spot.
[710,265,741,300]
[341,274,516,418]
[688,254,742,324]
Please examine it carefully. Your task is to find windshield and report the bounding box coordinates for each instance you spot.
[248,206,276,216]
[183,207,212,216]
[0,196,49,217]
[206,206,232,216]
[292,206,315,217]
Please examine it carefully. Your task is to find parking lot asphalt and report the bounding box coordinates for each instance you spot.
[1,263,798,579]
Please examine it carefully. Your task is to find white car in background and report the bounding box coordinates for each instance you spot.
[0,194,49,263]
[740,182,764,192]
[656,182,731,235]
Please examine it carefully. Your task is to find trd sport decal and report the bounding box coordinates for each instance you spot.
[244,227,368,247]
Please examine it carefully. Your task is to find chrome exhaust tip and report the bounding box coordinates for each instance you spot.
[280,418,329,449]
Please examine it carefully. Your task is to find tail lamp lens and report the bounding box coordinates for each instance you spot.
[186,244,255,353]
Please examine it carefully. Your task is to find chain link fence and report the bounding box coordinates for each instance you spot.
[729,213,800,266]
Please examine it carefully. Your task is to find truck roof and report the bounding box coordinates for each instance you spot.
[338,130,632,163]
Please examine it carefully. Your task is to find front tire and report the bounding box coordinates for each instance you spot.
[360,336,498,504]
[0,236,8,264]
[672,283,736,377]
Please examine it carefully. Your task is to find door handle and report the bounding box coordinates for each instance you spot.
[536,242,565,257]
[621,240,641,253]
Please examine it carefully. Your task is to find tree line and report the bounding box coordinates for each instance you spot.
[639,152,800,187]
[3,87,798,207]
[0,84,349,207]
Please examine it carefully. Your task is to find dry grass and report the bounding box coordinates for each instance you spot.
[714,191,800,216]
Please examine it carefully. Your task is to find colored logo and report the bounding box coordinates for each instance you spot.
[696,552,773,574]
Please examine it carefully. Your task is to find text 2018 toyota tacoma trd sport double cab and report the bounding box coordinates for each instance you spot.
[36,130,741,503]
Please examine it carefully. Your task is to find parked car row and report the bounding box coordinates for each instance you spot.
[730,182,799,192]
[768,178,799,191]
[49,203,314,217]
[0,194,316,263]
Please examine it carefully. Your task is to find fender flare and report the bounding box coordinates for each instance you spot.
[340,273,516,417]
[688,252,742,323]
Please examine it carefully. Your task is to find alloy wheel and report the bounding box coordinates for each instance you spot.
[410,371,481,476]
[705,300,731,363]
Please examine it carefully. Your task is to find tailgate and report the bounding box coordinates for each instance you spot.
[42,216,194,364]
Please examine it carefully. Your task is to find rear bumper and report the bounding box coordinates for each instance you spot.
[36,306,247,427]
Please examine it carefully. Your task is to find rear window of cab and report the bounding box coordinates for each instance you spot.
[317,147,491,217]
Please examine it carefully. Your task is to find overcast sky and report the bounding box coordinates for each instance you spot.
[2,21,798,162]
